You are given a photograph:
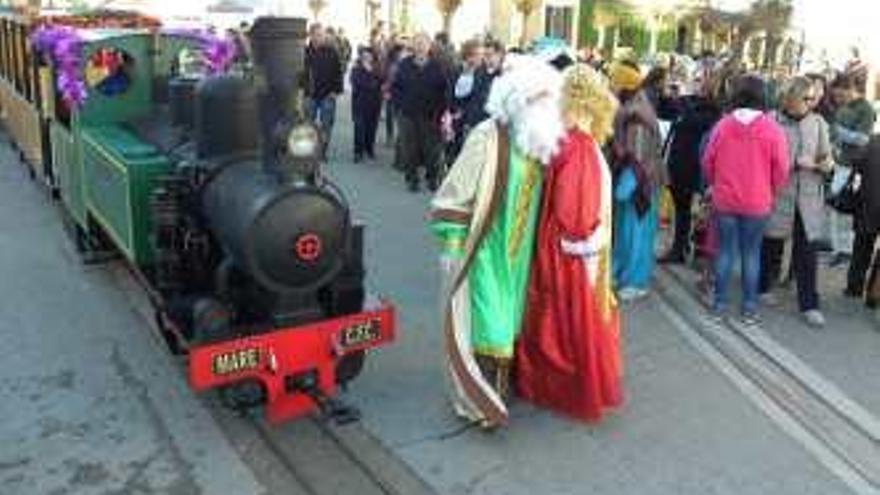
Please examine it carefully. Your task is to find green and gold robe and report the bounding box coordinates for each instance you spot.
[430,120,543,427]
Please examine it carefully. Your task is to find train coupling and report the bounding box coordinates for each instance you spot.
[288,372,361,425]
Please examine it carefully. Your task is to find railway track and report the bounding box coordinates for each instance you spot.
[655,266,880,495]
[106,260,436,495]
[206,398,437,495]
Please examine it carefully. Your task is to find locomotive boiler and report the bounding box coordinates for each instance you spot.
[26,16,395,424]
[154,18,395,423]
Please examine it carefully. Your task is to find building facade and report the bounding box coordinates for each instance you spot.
[390,0,581,47]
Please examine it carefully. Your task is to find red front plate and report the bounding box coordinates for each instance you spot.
[188,301,395,423]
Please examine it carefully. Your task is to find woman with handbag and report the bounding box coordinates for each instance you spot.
[760,77,833,328]
[822,76,872,264]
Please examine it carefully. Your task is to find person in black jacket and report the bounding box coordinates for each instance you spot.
[350,47,383,162]
[380,37,406,146]
[847,133,880,305]
[659,78,722,263]
[834,76,878,297]
[336,28,352,67]
[304,26,344,157]
[468,39,504,123]
[642,66,682,121]
[448,39,485,162]
[862,137,880,308]
[392,33,449,192]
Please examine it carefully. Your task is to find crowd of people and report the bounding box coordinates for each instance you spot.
[300,24,880,427]
[691,63,879,328]
[303,24,508,191]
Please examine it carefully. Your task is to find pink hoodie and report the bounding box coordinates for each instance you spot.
[702,110,790,216]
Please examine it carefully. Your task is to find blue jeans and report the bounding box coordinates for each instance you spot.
[713,213,768,314]
[307,96,337,153]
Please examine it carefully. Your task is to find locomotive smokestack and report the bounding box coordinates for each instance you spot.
[247,17,308,172]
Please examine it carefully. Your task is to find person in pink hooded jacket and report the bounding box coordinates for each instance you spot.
[702,74,790,325]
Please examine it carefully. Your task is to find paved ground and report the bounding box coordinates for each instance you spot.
[741,260,880,415]
[322,119,853,494]
[0,142,264,494]
[1,105,877,494]
[660,242,880,419]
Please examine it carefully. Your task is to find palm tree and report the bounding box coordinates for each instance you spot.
[436,0,463,35]
[308,0,328,22]
[514,0,542,47]
[367,0,382,30]
[750,0,793,70]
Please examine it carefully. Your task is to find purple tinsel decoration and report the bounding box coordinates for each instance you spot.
[31,25,87,108]
[30,25,237,108]
[162,28,237,75]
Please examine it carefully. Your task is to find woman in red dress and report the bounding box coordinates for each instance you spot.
[516,64,624,422]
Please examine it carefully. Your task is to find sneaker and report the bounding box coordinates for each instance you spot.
[706,308,726,325]
[740,312,762,327]
[802,309,826,328]
[617,287,648,302]
[760,292,780,307]
[617,287,637,301]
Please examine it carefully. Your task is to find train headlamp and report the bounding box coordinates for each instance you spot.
[287,124,321,160]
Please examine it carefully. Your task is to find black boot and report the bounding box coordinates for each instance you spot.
[427,177,440,193]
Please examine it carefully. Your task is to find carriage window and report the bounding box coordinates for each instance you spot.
[85,48,135,96]
[176,48,205,78]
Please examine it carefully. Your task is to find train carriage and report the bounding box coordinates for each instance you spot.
[0,12,51,185]
[48,29,170,263]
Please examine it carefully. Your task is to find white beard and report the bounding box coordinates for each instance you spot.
[511,97,565,166]
[483,54,565,165]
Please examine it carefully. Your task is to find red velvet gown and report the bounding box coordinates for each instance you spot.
[515,129,624,422]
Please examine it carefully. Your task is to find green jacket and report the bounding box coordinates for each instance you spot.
[832,98,876,167]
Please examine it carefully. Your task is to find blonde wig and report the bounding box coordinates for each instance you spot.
[561,64,619,145]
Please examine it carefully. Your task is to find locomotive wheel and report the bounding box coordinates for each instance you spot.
[335,351,366,387]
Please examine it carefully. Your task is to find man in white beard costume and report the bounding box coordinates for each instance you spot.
[430,55,565,428]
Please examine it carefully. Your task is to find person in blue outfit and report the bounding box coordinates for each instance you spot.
[609,61,663,301]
